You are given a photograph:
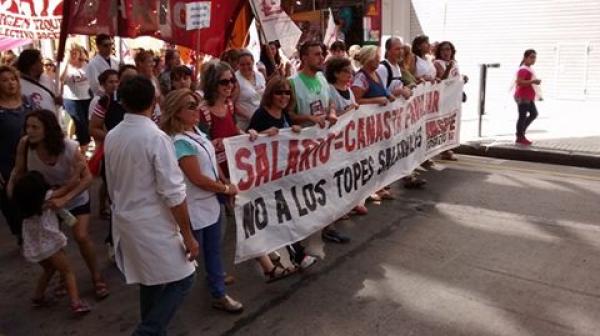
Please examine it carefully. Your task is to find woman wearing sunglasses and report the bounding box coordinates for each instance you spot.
[160,89,244,313]
[247,76,319,272]
[199,61,257,178]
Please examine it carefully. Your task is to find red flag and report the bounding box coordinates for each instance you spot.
[58,0,246,60]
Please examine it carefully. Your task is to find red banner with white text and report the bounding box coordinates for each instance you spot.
[59,0,245,56]
[0,0,63,39]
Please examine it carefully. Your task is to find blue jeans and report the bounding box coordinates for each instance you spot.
[132,273,195,336]
[63,98,91,146]
[192,213,225,299]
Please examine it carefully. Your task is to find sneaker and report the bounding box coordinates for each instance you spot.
[322,229,351,244]
[212,295,243,314]
[299,255,318,270]
[515,136,532,145]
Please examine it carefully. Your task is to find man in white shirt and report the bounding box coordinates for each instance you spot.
[104,76,199,335]
[16,49,60,115]
[86,34,119,96]
[377,36,412,99]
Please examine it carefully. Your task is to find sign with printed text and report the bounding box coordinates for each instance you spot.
[225,79,464,263]
[185,2,211,30]
[0,0,63,39]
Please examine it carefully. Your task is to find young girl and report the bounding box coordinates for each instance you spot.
[514,49,541,145]
[12,171,90,314]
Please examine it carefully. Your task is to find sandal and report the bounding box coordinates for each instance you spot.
[268,251,284,268]
[93,280,110,300]
[377,189,396,200]
[368,193,382,202]
[264,264,296,283]
[440,150,458,161]
[71,300,91,316]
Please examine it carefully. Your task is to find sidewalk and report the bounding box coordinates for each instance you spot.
[455,99,600,168]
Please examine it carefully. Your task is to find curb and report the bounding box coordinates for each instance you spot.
[455,143,600,169]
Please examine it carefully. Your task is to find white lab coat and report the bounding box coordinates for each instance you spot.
[105,113,195,286]
[86,54,119,96]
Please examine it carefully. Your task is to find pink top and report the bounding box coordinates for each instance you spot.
[514,68,535,101]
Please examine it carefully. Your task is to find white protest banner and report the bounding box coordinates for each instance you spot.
[0,0,62,39]
[224,79,464,263]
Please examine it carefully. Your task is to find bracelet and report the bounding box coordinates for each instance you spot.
[223,184,229,194]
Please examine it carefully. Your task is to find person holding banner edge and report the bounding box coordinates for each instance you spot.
[351,45,396,201]
[288,41,349,247]
[324,56,369,216]
[377,37,427,189]
[250,75,321,268]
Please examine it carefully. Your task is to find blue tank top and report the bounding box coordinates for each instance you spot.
[359,70,389,98]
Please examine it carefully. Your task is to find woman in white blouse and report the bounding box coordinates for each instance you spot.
[234,50,266,131]
[161,89,244,314]
[60,43,92,153]
[411,35,437,83]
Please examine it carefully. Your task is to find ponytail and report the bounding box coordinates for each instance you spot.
[520,49,536,66]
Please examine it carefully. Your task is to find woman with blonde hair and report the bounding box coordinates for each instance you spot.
[351,46,395,201]
[351,45,394,106]
[60,43,92,153]
[161,88,243,313]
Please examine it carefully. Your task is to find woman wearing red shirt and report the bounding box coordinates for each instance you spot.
[199,61,257,177]
[514,49,541,145]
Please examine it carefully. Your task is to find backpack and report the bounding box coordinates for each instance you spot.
[380,60,404,89]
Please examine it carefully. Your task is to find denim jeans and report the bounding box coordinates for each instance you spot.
[132,273,195,336]
[192,213,225,299]
[516,100,538,138]
[63,98,91,146]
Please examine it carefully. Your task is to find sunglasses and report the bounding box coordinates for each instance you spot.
[218,78,236,86]
[43,63,54,67]
[273,90,292,96]
[100,42,113,47]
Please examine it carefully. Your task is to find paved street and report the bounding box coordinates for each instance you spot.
[2,156,600,336]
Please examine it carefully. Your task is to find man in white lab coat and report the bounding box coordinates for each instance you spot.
[87,34,120,96]
[104,76,199,335]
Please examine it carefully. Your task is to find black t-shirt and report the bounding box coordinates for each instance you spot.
[247,106,293,132]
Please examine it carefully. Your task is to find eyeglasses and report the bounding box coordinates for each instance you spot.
[218,78,236,86]
[43,63,54,67]
[273,90,292,96]
[100,42,113,47]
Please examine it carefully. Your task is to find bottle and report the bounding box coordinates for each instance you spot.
[56,208,77,227]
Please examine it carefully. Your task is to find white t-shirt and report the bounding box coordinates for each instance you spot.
[328,84,356,116]
[433,59,461,80]
[415,55,436,79]
[20,77,57,114]
[62,64,91,100]
[376,60,404,93]
[235,70,266,130]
